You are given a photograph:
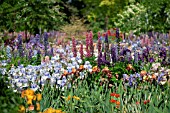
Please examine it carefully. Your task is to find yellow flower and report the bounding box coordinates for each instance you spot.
[43,108,64,113]
[27,99,32,105]
[27,95,34,100]
[25,89,34,96]
[36,93,42,101]
[33,95,36,101]
[73,96,80,100]
[43,107,55,113]
[127,64,133,69]
[36,103,41,111]
[21,90,26,98]
[55,109,63,113]
[66,95,71,101]
[143,75,148,81]
[18,105,25,113]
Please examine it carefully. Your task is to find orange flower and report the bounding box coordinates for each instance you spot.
[63,70,68,76]
[115,94,120,98]
[79,65,84,70]
[152,74,156,80]
[116,101,120,105]
[110,93,116,97]
[96,68,100,72]
[115,73,119,79]
[72,68,76,73]
[21,90,26,98]
[110,93,120,98]
[28,105,34,111]
[136,101,140,105]
[66,95,71,101]
[127,64,133,70]
[147,100,150,103]
[140,70,147,76]
[102,67,109,73]
[116,105,120,108]
[92,66,98,72]
[110,99,117,103]
[143,100,147,104]
[44,56,50,63]
[143,100,150,104]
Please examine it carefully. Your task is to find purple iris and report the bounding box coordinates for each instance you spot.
[149,57,155,63]
[17,34,23,57]
[160,47,166,60]
[116,28,119,39]
[105,33,109,43]
[44,32,49,56]
[97,52,103,68]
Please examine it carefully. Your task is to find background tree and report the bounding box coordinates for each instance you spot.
[114,0,170,33]
[79,0,129,31]
[141,0,170,32]
[0,0,66,41]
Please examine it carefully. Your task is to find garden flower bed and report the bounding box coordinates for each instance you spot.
[0,30,170,113]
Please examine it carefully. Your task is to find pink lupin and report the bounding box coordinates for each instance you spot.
[72,36,77,57]
[79,43,83,59]
[89,31,94,56]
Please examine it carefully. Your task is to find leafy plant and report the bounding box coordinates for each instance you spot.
[0,73,22,113]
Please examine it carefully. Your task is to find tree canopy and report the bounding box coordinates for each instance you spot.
[0,0,66,34]
[0,0,170,36]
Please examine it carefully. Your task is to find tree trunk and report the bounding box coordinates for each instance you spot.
[105,16,108,31]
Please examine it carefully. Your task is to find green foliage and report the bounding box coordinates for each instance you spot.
[0,46,42,71]
[115,0,170,34]
[80,0,129,31]
[141,0,170,32]
[32,76,170,113]
[114,3,147,34]
[0,73,22,113]
[0,0,66,34]
[83,56,97,67]
[30,53,42,66]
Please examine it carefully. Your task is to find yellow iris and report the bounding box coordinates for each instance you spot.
[43,107,55,113]
[27,99,32,105]
[25,89,34,96]
[55,109,63,113]
[33,95,36,100]
[18,105,25,113]
[66,95,71,101]
[21,90,26,98]
[43,107,64,113]
[36,93,42,101]
[73,96,80,100]
[36,103,41,111]
[27,95,34,100]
